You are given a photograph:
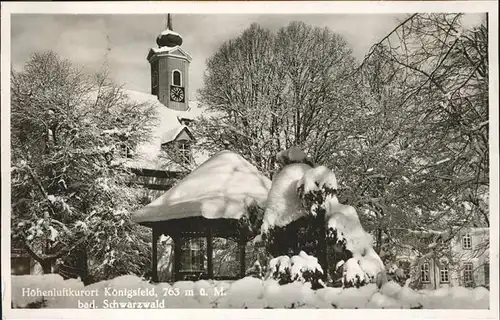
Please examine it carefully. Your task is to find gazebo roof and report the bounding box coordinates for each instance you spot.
[132,150,272,225]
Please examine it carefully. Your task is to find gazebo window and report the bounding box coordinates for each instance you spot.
[172,70,182,86]
[213,238,239,278]
[180,238,206,272]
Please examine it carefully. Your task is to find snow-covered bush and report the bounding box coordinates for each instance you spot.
[267,251,324,289]
[261,163,312,233]
[246,260,265,279]
[297,165,385,288]
[260,148,385,289]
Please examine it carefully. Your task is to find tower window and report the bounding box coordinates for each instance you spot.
[180,238,206,272]
[152,71,158,88]
[462,233,472,250]
[172,70,182,86]
[421,262,430,283]
[151,60,159,96]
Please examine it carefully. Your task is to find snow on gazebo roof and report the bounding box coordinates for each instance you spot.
[132,150,272,224]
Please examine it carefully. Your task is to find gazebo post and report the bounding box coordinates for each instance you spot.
[207,226,214,279]
[238,232,246,278]
[173,234,182,281]
[151,227,159,282]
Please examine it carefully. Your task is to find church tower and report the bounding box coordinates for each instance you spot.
[147,14,192,111]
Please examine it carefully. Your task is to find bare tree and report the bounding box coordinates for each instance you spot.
[196,22,359,177]
[345,13,489,267]
[11,51,157,282]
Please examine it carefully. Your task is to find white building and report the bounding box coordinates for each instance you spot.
[411,228,490,289]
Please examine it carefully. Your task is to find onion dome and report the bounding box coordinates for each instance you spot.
[156,14,183,47]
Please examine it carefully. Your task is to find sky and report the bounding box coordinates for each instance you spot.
[10,13,480,100]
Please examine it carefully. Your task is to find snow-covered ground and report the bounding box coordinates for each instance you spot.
[11,274,489,309]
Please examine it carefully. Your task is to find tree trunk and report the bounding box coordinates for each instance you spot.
[41,259,52,274]
[375,228,383,254]
[316,211,328,281]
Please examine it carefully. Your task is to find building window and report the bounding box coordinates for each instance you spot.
[178,142,192,166]
[179,118,193,127]
[463,262,473,284]
[180,238,205,272]
[119,144,133,159]
[11,249,31,275]
[421,262,430,283]
[440,264,449,283]
[172,70,182,86]
[484,263,489,284]
[462,233,472,250]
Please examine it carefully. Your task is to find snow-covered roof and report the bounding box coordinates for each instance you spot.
[121,89,206,171]
[160,125,193,145]
[464,227,490,234]
[147,46,193,62]
[132,150,272,224]
[151,46,177,54]
[159,29,181,37]
[178,114,195,121]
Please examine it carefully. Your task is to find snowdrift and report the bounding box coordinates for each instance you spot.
[11,274,489,309]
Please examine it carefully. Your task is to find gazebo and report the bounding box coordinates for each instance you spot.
[132,150,271,282]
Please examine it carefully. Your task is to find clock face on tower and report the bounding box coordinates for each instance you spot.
[170,86,185,103]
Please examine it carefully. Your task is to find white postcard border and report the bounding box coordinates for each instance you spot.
[1,2,498,319]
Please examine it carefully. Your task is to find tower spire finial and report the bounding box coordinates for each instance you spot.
[157,13,182,47]
[167,13,173,30]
